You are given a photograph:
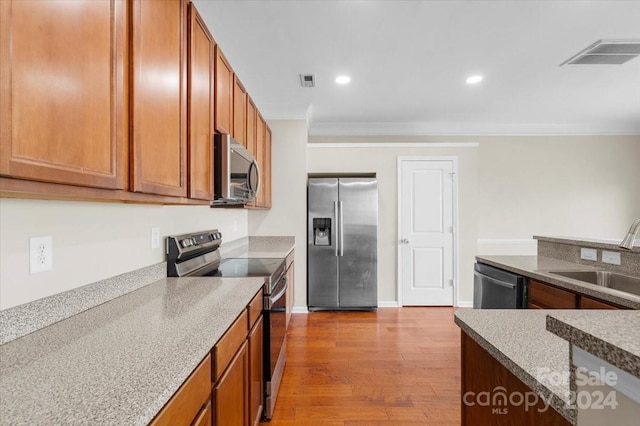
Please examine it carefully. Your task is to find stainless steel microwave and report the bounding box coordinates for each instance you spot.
[213,134,260,205]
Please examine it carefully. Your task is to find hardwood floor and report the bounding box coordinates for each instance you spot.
[263,308,461,425]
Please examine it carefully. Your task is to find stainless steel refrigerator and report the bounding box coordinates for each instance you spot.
[307,177,378,310]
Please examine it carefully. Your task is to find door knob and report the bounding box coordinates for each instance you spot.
[401,238,410,244]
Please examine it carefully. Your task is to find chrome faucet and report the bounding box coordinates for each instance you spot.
[619,218,640,250]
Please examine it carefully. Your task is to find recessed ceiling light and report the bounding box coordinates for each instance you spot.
[335,75,351,85]
[466,75,483,84]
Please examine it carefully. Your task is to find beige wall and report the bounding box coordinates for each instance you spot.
[0,199,248,310]
[475,135,640,241]
[249,120,308,308]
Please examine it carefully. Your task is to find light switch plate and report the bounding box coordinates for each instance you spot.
[580,248,597,261]
[602,251,621,265]
[151,228,160,249]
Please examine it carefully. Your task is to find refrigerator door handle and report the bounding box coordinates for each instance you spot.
[334,201,339,256]
[339,200,344,257]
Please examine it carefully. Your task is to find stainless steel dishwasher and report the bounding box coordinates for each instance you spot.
[473,262,527,308]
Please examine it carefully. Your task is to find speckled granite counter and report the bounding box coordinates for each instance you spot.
[455,309,640,425]
[0,277,264,425]
[220,236,295,258]
[476,255,640,309]
[546,311,640,378]
[455,309,576,423]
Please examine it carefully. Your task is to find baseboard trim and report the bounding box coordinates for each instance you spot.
[457,301,473,308]
[378,301,400,308]
[292,306,309,314]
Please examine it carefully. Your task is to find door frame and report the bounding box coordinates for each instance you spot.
[397,156,459,307]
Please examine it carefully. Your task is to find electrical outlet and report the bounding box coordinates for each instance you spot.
[151,227,160,249]
[30,236,53,274]
[602,251,621,265]
[580,248,597,261]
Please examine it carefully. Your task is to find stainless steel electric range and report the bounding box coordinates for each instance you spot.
[166,229,288,421]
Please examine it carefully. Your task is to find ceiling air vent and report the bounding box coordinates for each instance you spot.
[300,74,316,87]
[560,39,640,65]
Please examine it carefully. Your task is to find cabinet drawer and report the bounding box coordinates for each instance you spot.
[528,280,577,309]
[214,310,248,381]
[247,289,263,329]
[579,296,621,310]
[150,354,211,426]
[192,401,212,426]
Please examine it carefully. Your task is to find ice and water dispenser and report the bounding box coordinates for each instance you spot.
[312,218,331,246]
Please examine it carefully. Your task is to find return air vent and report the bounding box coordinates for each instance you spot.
[560,39,640,65]
[300,74,316,87]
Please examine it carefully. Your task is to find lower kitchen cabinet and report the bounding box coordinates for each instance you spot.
[214,341,249,426]
[192,402,212,426]
[528,279,577,309]
[528,279,626,309]
[248,315,264,426]
[150,287,264,426]
[150,354,211,426]
[461,331,570,425]
[579,295,621,309]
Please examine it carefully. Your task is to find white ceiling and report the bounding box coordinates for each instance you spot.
[192,0,640,136]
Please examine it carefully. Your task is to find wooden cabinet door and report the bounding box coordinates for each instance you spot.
[579,296,621,309]
[214,47,233,134]
[233,76,247,147]
[0,0,126,189]
[248,316,264,426]
[214,341,249,426]
[187,3,215,201]
[264,125,272,208]
[150,354,212,426]
[131,0,187,197]
[255,114,266,207]
[528,280,577,309]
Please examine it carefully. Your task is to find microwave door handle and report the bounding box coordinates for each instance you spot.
[251,159,261,197]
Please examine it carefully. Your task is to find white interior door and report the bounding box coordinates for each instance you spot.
[400,159,455,306]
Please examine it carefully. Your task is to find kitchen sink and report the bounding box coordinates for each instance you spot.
[548,270,640,297]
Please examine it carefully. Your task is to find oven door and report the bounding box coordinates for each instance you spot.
[264,275,287,419]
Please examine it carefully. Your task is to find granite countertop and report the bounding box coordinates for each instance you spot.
[546,311,640,378]
[476,255,640,309]
[220,236,295,259]
[454,309,576,424]
[455,309,640,425]
[534,235,640,253]
[0,277,264,425]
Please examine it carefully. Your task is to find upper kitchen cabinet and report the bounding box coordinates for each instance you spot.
[233,76,247,147]
[264,125,272,208]
[255,113,266,208]
[187,3,215,201]
[245,97,258,208]
[131,0,188,197]
[214,46,233,135]
[0,0,127,189]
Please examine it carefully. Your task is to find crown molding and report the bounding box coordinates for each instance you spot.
[308,121,640,136]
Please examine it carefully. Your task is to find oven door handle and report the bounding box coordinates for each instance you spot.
[266,277,288,310]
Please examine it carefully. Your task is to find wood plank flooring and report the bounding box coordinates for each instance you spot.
[263,308,461,425]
